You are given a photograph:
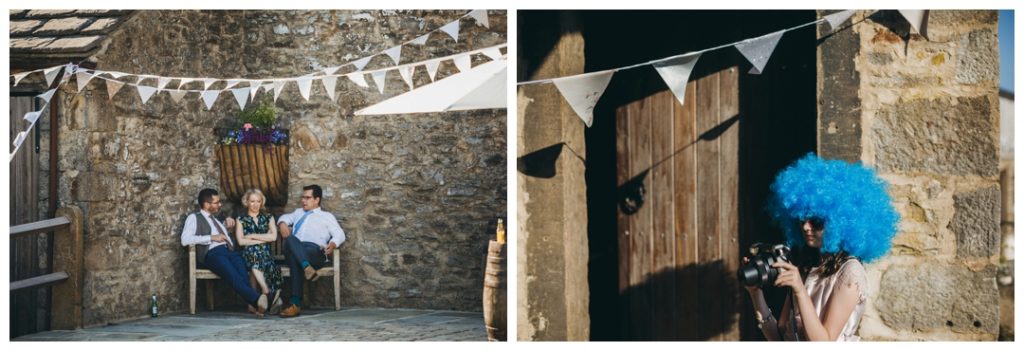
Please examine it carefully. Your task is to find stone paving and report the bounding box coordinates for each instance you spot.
[14,307,488,341]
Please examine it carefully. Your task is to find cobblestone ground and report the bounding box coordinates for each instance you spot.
[14,308,488,341]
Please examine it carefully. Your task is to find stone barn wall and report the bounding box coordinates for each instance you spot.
[818,10,1002,340]
[50,10,506,326]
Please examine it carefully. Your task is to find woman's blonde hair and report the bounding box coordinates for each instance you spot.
[242,188,267,214]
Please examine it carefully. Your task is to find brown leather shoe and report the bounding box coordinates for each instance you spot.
[304,266,319,281]
[280,304,301,318]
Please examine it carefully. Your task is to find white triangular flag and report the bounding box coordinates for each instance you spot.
[734,29,785,75]
[296,77,313,101]
[168,90,187,103]
[249,80,264,99]
[398,66,415,90]
[653,54,701,107]
[898,10,927,35]
[321,76,338,102]
[469,10,489,28]
[453,54,472,73]
[261,82,274,95]
[203,78,218,90]
[13,72,30,86]
[157,77,172,90]
[106,80,124,100]
[482,47,503,61]
[347,73,369,88]
[137,85,158,104]
[200,90,220,110]
[353,57,372,71]
[440,20,460,42]
[106,71,127,79]
[24,111,42,125]
[44,66,63,86]
[37,89,56,103]
[552,70,615,127]
[230,88,250,110]
[178,78,194,89]
[323,66,341,75]
[425,60,441,81]
[224,79,242,90]
[273,80,287,102]
[371,71,387,94]
[825,10,857,32]
[13,132,27,149]
[384,45,402,65]
[410,34,429,45]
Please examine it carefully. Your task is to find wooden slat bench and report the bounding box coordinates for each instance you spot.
[188,236,341,314]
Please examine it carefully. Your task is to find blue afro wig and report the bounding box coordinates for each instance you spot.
[766,153,899,263]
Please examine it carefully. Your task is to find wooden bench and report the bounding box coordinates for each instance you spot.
[188,236,341,314]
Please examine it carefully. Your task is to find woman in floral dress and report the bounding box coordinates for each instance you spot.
[234,189,284,316]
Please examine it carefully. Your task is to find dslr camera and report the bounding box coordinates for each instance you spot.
[736,242,792,288]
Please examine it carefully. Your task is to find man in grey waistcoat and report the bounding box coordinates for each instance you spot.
[181,188,267,315]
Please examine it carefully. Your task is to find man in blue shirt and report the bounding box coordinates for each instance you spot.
[277,184,346,317]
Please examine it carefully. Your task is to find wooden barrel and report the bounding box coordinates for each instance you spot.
[215,144,289,206]
[483,240,507,341]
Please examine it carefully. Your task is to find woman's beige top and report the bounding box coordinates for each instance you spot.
[782,259,868,341]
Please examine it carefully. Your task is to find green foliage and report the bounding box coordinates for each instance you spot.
[237,100,277,130]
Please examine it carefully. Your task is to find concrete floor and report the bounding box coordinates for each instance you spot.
[13,307,488,341]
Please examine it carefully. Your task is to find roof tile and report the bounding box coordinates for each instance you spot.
[81,18,121,34]
[24,10,76,18]
[33,17,91,36]
[10,20,43,36]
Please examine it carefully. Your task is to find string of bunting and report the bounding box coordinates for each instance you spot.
[9,64,73,162]
[9,10,503,162]
[517,9,926,127]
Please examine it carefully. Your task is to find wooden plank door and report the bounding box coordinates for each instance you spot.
[10,95,47,337]
[616,67,740,340]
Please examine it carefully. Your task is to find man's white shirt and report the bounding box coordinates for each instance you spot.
[278,207,346,248]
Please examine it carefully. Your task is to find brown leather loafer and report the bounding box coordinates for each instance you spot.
[280,304,301,318]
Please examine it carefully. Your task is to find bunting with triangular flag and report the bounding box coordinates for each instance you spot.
[157,77,172,90]
[24,111,41,125]
[552,70,615,127]
[440,21,460,42]
[399,66,415,90]
[898,10,927,36]
[44,66,64,86]
[348,73,370,88]
[296,77,313,101]
[200,90,220,110]
[825,10,857,32]
[353,57,372,71]
[371,71,388,94]
[735,29,785,74]
[410,34,429,45]
[469,10,489,28]
[203,78,218,90]
[425,60,441,81]
[37,89,56,103]
[168,90,187,103]
[137,85,158,104]
[13,72,30,86]
[384,45,403,65]
[453,55,472,73]
[652,53,701,106]
[321,76,338,102]
[273,80,287,102]
[230,88,250,109]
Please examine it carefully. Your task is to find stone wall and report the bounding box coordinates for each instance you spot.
[818,10,1001,340]
[51,10,506,326]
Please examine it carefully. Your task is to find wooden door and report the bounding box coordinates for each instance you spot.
[616,67,740,340]
[10,94,48,337]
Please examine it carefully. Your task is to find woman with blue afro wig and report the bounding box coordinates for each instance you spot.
[745,153,899,341]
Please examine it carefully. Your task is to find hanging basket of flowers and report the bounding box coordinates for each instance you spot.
[215,100,290,207]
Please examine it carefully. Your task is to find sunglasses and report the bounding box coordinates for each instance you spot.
[800,217,825,230]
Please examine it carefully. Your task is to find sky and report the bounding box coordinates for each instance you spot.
[1000,10,1013,94]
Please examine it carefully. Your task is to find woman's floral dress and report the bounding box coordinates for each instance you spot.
[239,214,282,294]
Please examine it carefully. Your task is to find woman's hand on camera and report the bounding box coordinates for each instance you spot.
[771,261,807,295]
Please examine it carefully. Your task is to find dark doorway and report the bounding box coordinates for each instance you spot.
[581,10,817,340]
